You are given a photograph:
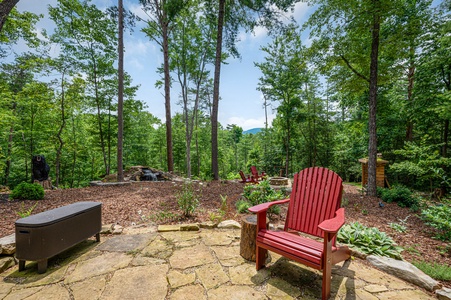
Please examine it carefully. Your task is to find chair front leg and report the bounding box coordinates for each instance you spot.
[256,245,267,270]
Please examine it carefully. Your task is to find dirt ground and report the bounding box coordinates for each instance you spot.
[1,180,450,287]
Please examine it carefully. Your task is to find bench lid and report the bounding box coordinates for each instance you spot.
[15,201,101,227]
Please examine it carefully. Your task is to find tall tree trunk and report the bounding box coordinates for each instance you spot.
[117,0,124,182]
[405,44,415,142]
[211,0,225,180]
[91,57,108,175]
[4,102,16,185]
[367,0,381,197]
[56,71,67,187]
[0,0,19,32]
[162,19,174,173]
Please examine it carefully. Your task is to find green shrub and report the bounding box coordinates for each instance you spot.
[236,199,251,213]
[238,180,284,215]
[9,182,44,200]
[412,261,451,281]
[421,204,451,241]
[379,185,418,208]
[176,181,200,217]
[338,222,403,259]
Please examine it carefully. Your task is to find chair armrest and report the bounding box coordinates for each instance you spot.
[318,208,346,233]
[248,198,290,213]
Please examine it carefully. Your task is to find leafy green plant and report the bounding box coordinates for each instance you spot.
[379,185,418,208]
[412,261,451,281]
[9,182,44,200]
[176,181,201,217]
[421,204,451,241]
[389,215,410,233]
[219,194,228,215]
[17,202,38,218]
[337,222,403,259]
[236,199,251,213]
[238,180,284,216]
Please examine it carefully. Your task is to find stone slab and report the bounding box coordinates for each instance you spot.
[195,263,229,289]
[100,265,168,300]
[207,285,265,300]
[64,252,132,284]
[96,233,155,252]
[0,234,15,255]
[367,255,441,291]
[170,284,206,300]
[169,244,215,269]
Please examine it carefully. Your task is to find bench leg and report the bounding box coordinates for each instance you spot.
[95,232,100,242]
[19,260,25,271]
[37,260,48,274]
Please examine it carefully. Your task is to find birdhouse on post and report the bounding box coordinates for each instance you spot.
[358,154,389,188]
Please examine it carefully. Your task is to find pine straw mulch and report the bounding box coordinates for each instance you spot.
[0,180,449,287]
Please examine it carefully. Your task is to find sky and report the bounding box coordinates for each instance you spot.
[16,0,313,131]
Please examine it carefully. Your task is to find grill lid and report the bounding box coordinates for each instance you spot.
[15,201,101,228]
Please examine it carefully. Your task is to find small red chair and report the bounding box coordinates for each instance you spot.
[250,166,266,181]
[239,170,258,184]
[248,167,350,299]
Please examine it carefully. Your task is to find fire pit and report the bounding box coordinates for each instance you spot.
[269,177,289,186]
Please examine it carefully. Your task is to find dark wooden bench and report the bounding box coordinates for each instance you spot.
[15,201,102,273]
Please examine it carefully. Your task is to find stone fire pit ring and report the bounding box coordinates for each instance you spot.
[269,177,289,186]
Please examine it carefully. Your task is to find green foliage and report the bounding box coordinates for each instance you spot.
[238,180,284,215]
[378,185,418,208]
[390,142,451,190]
[9,183,44,200]
[412,261,451,281]
[421,204,451,241]
[176,181,200,217]
[17,201,38,218]
[236,199,252,213]
[338,222,403,259]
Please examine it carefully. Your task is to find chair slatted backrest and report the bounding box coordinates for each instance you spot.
[285,167,343,239]
[239,170,247,181]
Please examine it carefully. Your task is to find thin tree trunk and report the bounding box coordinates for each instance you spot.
[162,18,174,173]
[4,102,16,185]
[405,44,415,142]
[117,0,124,182]
[367,0,381,197]
[211,0,225,180]
[56,71,67,187]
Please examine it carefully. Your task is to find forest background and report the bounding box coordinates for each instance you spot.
[0,0,450,196]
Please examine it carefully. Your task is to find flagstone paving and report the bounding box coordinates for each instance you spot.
[0,224,436,299]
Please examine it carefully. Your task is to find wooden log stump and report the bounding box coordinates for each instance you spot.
[240,214,269,261]
[34,178,52,190]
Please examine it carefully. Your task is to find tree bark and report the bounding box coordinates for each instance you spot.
[211,0,225,180]
[162,15,174,173]
[117,0,124,182]
[367,0,381,197]
[0,0,19,33]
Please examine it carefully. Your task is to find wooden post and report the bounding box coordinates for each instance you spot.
[240,214,269,261]
[34,178,52,190]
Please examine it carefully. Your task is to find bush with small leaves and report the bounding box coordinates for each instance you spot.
[379,185,418,208]
[421,204,451,241]
[238,180,284,215]
[176,181,200,217]
[9,182,44,200]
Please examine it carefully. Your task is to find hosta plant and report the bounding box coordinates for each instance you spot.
[338,222,403,260]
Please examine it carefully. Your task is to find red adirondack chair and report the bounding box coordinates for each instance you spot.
[248,167,350,300]
[250,166,266,181]
[239,170,258,184]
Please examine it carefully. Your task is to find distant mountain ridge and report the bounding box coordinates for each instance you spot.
[243,128,262,134]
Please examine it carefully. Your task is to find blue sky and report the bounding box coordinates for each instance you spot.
[16,0,312,131]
